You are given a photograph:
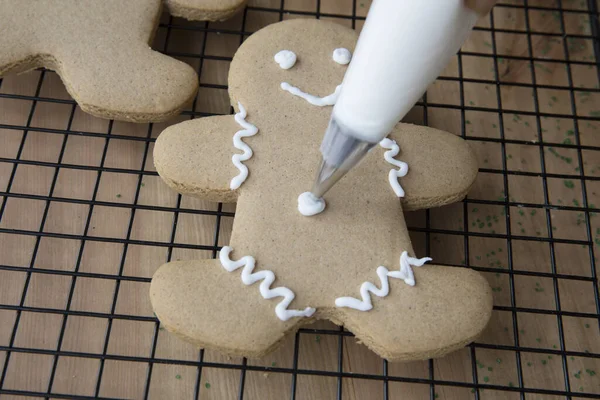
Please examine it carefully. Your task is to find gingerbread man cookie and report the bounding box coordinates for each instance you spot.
[150,19,492,361]
[0,0,199,123]
[166,0,246,21]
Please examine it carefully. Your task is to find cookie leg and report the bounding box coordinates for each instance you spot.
[387,123,478,211]
[334,264,493,362]
[150,256,307,357]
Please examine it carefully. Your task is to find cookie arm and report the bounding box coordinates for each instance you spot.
[154,115,244,203]
[386,123,478,211]
[54,44,198,123]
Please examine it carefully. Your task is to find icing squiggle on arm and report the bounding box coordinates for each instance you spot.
[379,138,408,197]
[219,246,316,321]
[335,251,431,311]
[230,102,259,190]
[281,82,342,106]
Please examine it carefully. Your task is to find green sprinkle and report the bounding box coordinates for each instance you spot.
[471,388,476,393]
[140,182,145,187]
[476,255,481,260]
[496,358,502,364]
[553,345,557,349]
[466,120,471,124]
[488,367,493,372]
[590,111,600,117]
[271,361,277,367]
[498,248,502,252]
[551,96,558,103]
[205,382,211,389]
[542,359,547,365]
[483,41,493,48]
[435,394,439,399]
[479,222,485,228]
[519,209,525,216]
[116,193,122,198]
[564,180,575,189]
[585,323,590,328]
[586,369,596,376]
[567,129,575,136]
[473,207,479,212]
[574,371,581,379]
[483,376,490,383]
[530,210,537,216]
[176,374,181,380]
[527,362,532,366]
[469,101,475,105]
[548,355,553,359]
[519,329,525,334]
[316,335,321,343]
[536,337,542,343]
[563,138,572,145]
[492,123,497,128]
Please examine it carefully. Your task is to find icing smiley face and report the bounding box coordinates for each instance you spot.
[228,20,356,116]
[152,19,492,362]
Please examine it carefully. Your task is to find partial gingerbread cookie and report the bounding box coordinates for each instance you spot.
[151,19,492,362]
[0,0,198,123]
[165,0,246,21]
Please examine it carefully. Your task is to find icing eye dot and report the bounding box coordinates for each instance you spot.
[332,48,351,65]
[274,50,297,70]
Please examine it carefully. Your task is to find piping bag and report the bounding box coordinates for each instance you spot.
[311,0,495,199]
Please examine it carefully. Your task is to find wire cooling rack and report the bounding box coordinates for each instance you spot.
[1,0,600,399]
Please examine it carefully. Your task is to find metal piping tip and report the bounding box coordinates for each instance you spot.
[310,116,377,199]
[311,157,346,199]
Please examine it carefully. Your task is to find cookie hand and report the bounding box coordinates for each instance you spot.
[385,123,478,211]
[154,114,249,203]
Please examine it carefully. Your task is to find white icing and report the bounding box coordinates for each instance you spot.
[230,102,259,190]
[379,138,408,197]
[281,82,342,107]
[332,48,352,65]
[219,246,316,321]
[274,50,297,70]
[335,251,432,311]
[390,251,432,287]
[298,192,326,216]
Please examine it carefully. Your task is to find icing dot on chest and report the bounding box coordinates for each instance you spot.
[332,48,351,65]
[274,50,297,69]
[298,192,326,216]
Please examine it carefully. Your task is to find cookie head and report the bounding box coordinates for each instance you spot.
[228,19,357,113]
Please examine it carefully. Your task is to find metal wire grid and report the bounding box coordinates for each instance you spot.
[0,0,598,398]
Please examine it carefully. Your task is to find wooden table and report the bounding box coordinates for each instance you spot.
[0,0,599,399]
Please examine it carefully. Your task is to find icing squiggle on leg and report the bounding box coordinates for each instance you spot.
[379,138,409,197]
[280,82,342,106]
[389,251,432,287]
[219,246,316,321]
[335,251,432,311]
[230,102,259,190]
